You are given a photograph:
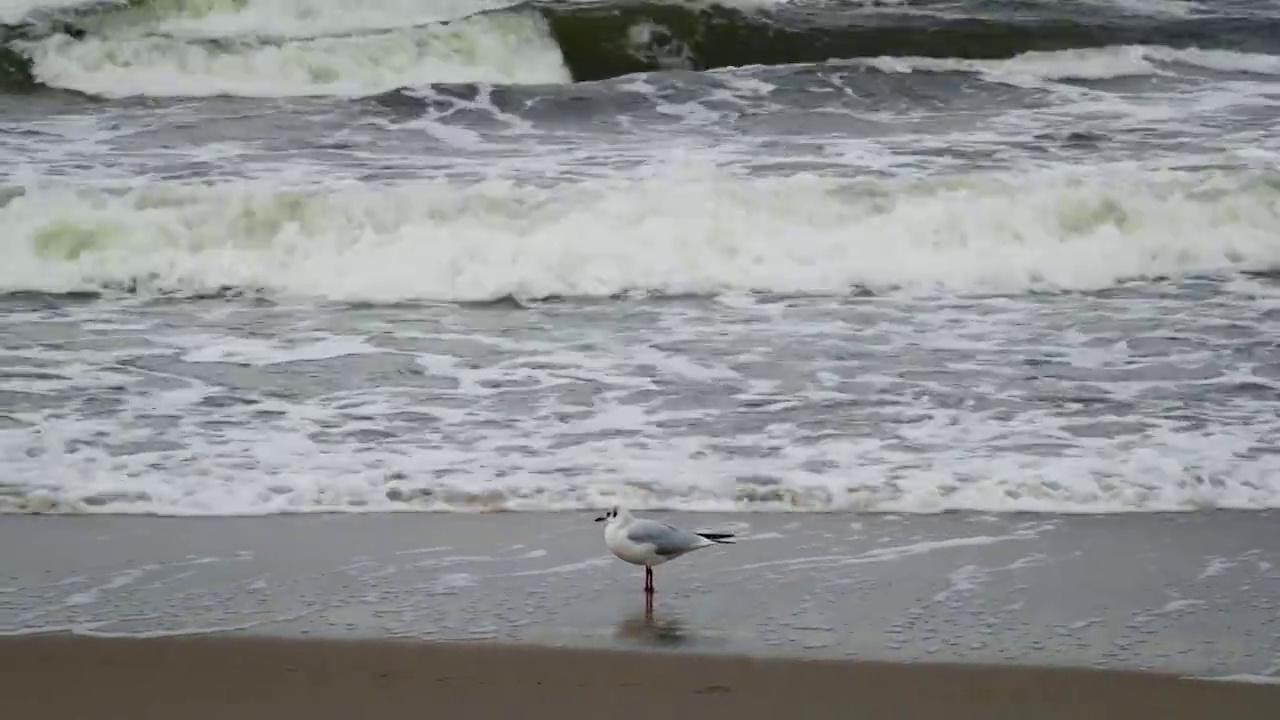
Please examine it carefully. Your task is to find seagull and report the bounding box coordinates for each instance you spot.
[594,504,735,594]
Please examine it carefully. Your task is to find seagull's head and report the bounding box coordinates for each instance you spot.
[594,504,627,524]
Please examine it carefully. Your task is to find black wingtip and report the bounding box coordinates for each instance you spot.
[697,532,736,544]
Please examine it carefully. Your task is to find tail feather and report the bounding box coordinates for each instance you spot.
[697,532,735,544]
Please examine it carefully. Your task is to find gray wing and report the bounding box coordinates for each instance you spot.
[625,520,705,557]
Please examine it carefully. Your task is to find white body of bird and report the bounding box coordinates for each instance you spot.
[594,505,734,593]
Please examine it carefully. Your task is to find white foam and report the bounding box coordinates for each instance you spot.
[122,0,518,40]
[3,364,1278,516]
[863,45,1280,85]
[67,298,1280,515]
[159,333,382,365]
[2,163,1278,302]
[503,558,615,577]
[1146,46,1280,75]
[1207,673,1280,685]
[15,10,569,97]
[1077,0,1202,17]
[735,534,1041,573]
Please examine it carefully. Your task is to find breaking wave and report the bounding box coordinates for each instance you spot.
[2,0,1279,96]
[3,164,1279,303]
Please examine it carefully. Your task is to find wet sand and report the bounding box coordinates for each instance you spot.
[1,511,1278,718]
[4,511,1278,674]
[1,632,1278,720]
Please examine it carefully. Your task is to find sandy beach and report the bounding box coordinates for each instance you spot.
[4,633,1280,720]
[2,511,1278,718]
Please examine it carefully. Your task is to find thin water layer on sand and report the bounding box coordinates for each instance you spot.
[1,512,1276,679]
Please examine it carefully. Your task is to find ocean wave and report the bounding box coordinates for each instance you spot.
[0,0,121,27]
[2,164,1278,302]
[860,44,1280,82]
[3,0,1280,96]
[12,10,569,97]
[536,0,1280,82]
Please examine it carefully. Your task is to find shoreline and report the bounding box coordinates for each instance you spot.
[2,510,1277,678]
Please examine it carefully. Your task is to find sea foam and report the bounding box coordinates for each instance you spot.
[2,164,1277,302]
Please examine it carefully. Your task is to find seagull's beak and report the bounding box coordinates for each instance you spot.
[594,515,606,522]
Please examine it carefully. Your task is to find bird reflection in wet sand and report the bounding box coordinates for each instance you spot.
[614,595,689,646]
